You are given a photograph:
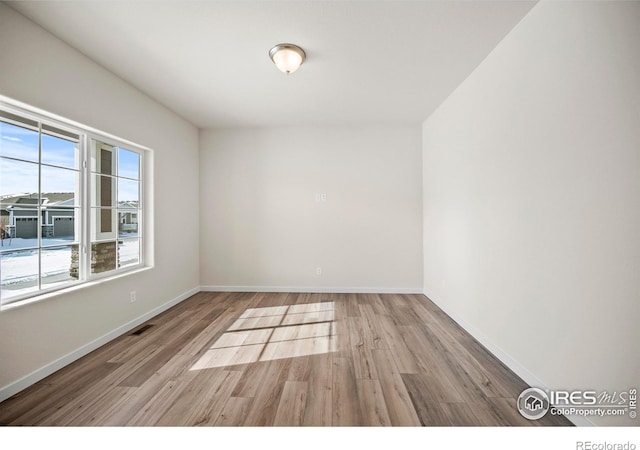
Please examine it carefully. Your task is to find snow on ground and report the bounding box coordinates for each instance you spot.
[0,237,74,251]
[1,238,139,301]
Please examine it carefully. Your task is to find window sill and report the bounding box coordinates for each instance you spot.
[0,265,153,312]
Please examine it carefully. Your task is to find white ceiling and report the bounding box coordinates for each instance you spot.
[8,1,536,128]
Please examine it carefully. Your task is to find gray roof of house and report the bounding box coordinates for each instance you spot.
[0,193,75,208]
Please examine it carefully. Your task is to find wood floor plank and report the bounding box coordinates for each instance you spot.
[395,325,439,377]
[356,379,392,426]
[101,351,202,425]
[462,337,530,398]
[344,293,361,317]
[197,370,244,426]
[57,386,137,426]
[273,381,308,426]
[120,343,192,388]
[389,304,422,326]
[415,307,515,399]
[7,362,122,425]
[370,349,421,426]
[213,396,253,426]
[386,294,412,309]
[440,402,493,426]
[416,325,488,405]
[230,361,270,398]
[377,315,420,374]
[287,355,312,382]
[332,356,362,426]
[302,353,333,426]
[241,359,291,426]
[176,309,245,358]
[0,292,573,427]
[0,382,55,424]
[401,373,452,426]
[348,317,379,380]
[35,348,169,426]
[482,397,540,427]
[154,369,237,426]
[126,379,191,426]
[365,293,389,317]
[358,304,386,349]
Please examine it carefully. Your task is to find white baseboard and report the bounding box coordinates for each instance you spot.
[0,286,200,403]
[201,285,423,294]
[422,289,594,427]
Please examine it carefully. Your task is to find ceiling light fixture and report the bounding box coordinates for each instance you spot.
[269,43,306,74]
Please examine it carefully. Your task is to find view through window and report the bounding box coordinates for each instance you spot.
[0,106,145,305]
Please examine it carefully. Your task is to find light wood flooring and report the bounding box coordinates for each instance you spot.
[0,292,572,426]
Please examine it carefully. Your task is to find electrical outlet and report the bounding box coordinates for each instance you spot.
[316,266,322,276]
[130,291,137,303]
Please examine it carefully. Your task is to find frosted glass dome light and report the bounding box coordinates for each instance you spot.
[269,44,306,74]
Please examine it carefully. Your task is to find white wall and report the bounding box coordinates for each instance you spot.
[0,4,200,396]
[422,1,640,426]
[200,126,423,292]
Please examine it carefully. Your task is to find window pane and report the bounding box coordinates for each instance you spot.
[42,207,79,246]
[42,133,78,169]
[0,248,39,303]
[91,241,117,274]
[92,175,115,207]
[0,158,39,205]
[41,166,80,207]
[118,148,139,180]
[0,120,39,163]
[118,238,139,268]
[118,209,139,238]
[41,245,79,288]
[118,178,139,203]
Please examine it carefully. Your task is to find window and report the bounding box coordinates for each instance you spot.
[0,104,147,306]
[90,139,142,274]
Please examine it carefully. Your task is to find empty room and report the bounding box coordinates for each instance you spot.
[0,0,638,443]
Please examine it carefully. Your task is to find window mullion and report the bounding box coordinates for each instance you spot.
[37,121,43,292]
[82,134,90,281]
[115,147,119,270]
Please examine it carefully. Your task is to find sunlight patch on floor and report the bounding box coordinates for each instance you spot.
[190,302,337,370]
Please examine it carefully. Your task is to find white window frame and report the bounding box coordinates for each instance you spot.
[0,99,151,309]
[87,132,145,279]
